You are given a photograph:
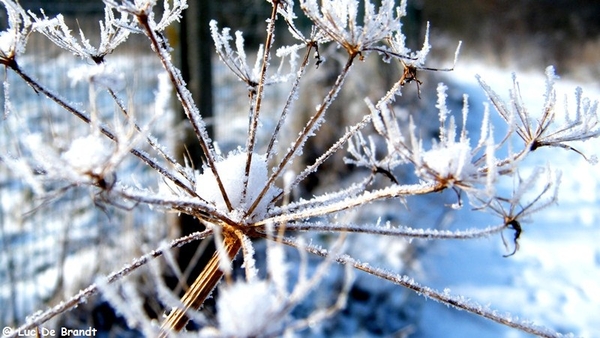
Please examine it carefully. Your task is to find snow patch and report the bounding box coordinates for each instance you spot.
[0,30,15,55]
[216,280,285,336]
[421,141,475,181]
[61,134,112,173]
[195,151,280,220]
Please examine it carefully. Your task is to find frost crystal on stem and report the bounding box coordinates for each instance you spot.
[478,66,600,163]
[0,0,31,62]
[29,5,133,63]
[1,0,597,337]
[301,0,406,57]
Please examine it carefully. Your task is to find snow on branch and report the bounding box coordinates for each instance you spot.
[300,0,406,58]
[364,85,496,198]
[0,0,31,63]
[478,66,600,163]
[29,6,133,63]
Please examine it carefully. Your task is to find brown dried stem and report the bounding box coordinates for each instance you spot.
[7,60,196,197]
[159,227,242,336]
[136,12,234,211]
[246,53,359,217]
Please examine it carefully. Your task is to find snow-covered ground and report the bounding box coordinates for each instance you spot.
[415,62,600,337]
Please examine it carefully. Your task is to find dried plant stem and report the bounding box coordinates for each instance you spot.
[266,43,315,158]
[272,112,373,204]
[159,228,242,336]
[272,222,508,240]
[378,77,404,106]
[105,88,190,180]
[246,53,358,217]
[137,13,234,212]
[7,60,196,197]
[280,236,562,338]
[5,230,212,338]
[243,1,279,200]
[257,181,444,225]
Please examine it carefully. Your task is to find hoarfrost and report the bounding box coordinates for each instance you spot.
[61,134,112,174]
[216,280,284,337]
[421,141,475,182]
[195,151,281,220]
[3,0,599,336]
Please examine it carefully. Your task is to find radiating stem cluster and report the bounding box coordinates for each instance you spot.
[1,0,598,337]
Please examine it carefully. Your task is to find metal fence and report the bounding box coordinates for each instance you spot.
[0,0,278,327]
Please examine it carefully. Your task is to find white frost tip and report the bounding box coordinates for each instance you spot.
[545,65,557,80]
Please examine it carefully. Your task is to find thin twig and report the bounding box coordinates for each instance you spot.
[243,1,280,203]
[136,12,234,212]
[279,236,564,338]
[5,230,213,338]
[271,113,373,205]
[246,53,359,217]
[8,60,196,197]
[256,181,444,225]
[267,222,508,240]
[116,187,233,226]
[106,88,192,182]
[266,43,315,158]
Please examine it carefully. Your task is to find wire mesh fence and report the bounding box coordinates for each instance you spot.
[0,0,281,328]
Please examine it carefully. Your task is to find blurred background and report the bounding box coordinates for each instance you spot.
[5,0,600,135]
[6,0,600,120]
[1,0,599,337]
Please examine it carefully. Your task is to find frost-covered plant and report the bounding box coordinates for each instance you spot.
[28,5,133,64]
[1,0,599,337]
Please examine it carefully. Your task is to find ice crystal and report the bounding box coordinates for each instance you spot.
[300,0,405,56]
